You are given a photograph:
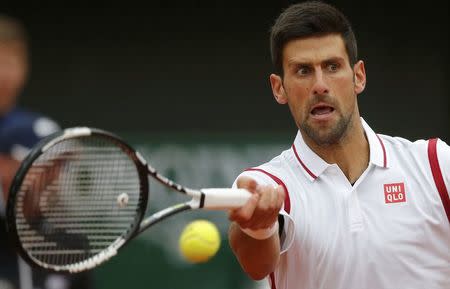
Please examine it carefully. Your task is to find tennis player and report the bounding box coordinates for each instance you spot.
[228,2,450,289]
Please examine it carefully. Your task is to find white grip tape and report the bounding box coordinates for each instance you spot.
[241,221,279,240]
[201,188,251,209]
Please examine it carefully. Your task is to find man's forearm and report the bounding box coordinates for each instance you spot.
[228,222,281,280]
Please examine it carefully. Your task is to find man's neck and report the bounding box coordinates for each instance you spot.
[302,118,370,184]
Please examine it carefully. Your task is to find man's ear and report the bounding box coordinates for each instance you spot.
[353,60,366,94]
[270,74,288,104]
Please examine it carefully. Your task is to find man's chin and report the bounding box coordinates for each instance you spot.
[310,132,342,146]
[301,121,349,146]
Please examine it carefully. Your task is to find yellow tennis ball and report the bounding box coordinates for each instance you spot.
[179,220,221,263]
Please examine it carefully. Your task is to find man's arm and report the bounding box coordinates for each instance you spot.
[229,222,281,280]
[228,176,285,280]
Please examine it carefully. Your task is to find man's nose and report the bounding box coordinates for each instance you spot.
[311,70,329,95]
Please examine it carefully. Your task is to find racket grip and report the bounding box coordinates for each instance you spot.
[200,188,252,209]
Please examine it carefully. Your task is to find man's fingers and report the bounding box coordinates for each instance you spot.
[229,177,286,230]
[255,184,283,228]
[236,176,258,192]
[276,185,285,209]
[236,184,284,229]
[230,176,260,214]
[229,193,259,225]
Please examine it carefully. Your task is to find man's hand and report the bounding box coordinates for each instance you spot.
[228,175,285,280]
[229,175,285,232]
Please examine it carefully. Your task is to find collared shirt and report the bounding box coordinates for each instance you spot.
[236,118,450,289]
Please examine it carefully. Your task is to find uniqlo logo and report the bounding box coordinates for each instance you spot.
[384,183,406,203]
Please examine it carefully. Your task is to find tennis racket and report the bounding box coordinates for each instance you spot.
[5,127,251,273]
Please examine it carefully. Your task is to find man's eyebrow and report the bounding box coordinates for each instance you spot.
[286,59,312,68]
[286,56,346,67]
[323,56,346,63]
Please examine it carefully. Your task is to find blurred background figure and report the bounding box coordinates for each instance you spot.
[0,14,93,289]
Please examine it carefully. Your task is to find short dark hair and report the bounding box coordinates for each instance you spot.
[270,1,358,76]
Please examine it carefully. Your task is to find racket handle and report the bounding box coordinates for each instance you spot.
[200,188,252,209]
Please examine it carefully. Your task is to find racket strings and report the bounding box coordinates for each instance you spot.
[14,136,144,268]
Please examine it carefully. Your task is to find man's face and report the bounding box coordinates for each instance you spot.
[270,34,366,146]
[0,41,27,114]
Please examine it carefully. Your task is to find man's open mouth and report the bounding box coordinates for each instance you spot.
[311,104,335,116]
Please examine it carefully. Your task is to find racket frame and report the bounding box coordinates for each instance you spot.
[6,127,251,273]
[6,127,150,272]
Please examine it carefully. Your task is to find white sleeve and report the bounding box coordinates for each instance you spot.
[232,170,295,253]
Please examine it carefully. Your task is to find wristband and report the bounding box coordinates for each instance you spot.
[240,221,279,240]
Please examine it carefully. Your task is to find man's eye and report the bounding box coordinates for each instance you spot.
[297,66,310,75]
[327,63,339,71]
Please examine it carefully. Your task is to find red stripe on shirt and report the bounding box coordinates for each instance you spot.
[376,134,387,168]
[244,168,291,214]
[428,138,450,223]
[292,143,317,179]
[243,167,292,289]
[269,272,276,289]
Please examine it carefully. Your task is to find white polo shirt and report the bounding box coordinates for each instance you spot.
[236,118,450,289]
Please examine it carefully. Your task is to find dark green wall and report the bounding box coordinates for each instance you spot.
[2,0,449,141]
